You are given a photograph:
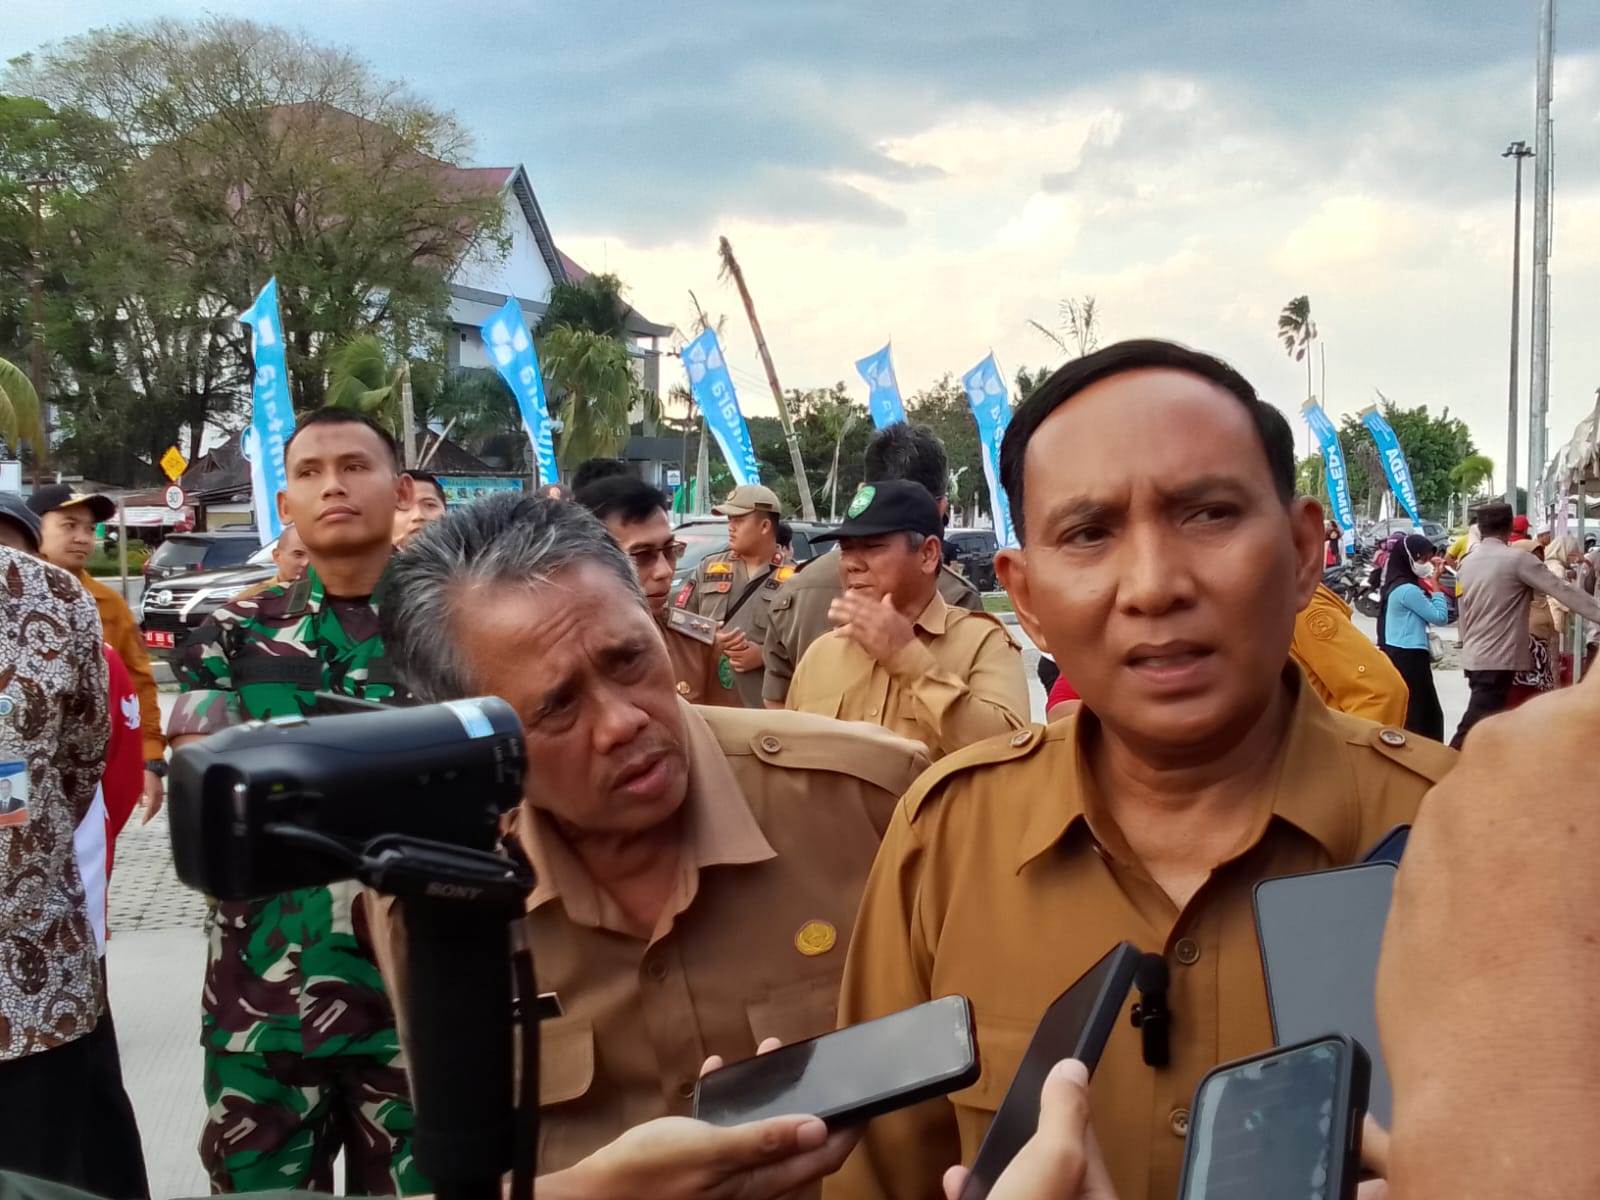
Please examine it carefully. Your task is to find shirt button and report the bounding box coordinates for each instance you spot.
[646,958,668,981]
[1010,730,1032,747]
[1174,938,1200,966]
[1379,728,1407,746]
[867,707,878,717]
[678,1079,697,1100]
[1169,1107,1190,1137]
[760,735,782,753]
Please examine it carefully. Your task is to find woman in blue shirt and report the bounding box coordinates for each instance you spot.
[1377,532,1451,740]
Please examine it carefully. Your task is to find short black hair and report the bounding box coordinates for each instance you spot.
[776,520,793,549]
[575,475,670,525]
[999,339,1295,542]
[1477,502,1513,537]
[285,408,400,470]
[572,458,630,493]
[863,423,948,500]
[403,469,445,505]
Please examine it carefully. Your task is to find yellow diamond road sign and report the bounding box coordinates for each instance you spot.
[160,446,188,481]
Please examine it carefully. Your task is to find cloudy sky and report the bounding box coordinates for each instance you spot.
[9,1,1600,487]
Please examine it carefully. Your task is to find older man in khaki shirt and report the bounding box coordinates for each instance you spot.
[374,493,930,1175]
[785,481,1027,758]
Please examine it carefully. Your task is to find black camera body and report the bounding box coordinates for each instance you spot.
[168,697,526,900]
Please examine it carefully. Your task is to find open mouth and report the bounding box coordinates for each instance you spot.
[1124,642,1215,686]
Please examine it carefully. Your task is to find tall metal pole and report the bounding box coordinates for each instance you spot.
[1503,142,1533,511]
[25,180,60,487]
[1528,0,1555,509]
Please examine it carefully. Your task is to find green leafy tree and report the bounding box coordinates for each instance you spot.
[0,354,41,449]
[534,274,633,340]
[1015,366,1051,400]
[324,335,404,432]
[539,326,657,470]
[1336,396,1475,520]
[905,374,991,523]
[8,16,506,450]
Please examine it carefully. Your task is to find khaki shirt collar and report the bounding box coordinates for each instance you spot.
[1015,668,1352,872]
[519,700,776,921]
[911,588,952,636]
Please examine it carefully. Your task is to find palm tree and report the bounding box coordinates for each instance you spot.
[0,356,42,453]
[1449,454,1496,524]
[325,335,405,434]
[718,236,817,520]
[1028,295,1101,359]
[1278,296,1317,404]
[535,274,634,340]
[539,325,660,468]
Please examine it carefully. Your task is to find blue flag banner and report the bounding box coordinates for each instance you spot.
[684,329,761,487]
[1360,405,1420,523]
[960,353,1017,548]
[481,298,560,487]
[236,278,296,546]
[855,344,906,429]
[1301,400,1356,552]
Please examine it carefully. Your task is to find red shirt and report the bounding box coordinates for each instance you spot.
[1046,674,1080,709]
[102,644,144,868]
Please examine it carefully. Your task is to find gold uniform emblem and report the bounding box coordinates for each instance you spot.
[795,920,837,956]
[676,680,693,695]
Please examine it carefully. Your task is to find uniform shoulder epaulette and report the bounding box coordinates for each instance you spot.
[701,707,930,798]
[948,604,1020,647]
[667,606,718,645]
[1352,722,1458,786]
[702,553,736,578]
[903,722,1054,821]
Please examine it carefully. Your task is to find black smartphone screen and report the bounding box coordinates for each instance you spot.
[693,995,977,1128]
[1179,1037,1366,1200]
[958,942,1142,1200]
[1361,824,1410,864]
[1254,863,1395,1125]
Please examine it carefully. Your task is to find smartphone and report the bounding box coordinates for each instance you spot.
[1176,1034,1371,1200]
[1254,862,1396,1124]
[692,994,978,1128]
[958,942,1143,1200]
[1361,824,1410,864]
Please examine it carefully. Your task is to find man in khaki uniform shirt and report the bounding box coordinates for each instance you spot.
[825,340,1456,1200]
[676,484,791,708]
[578,475,739,706]
[765,422,982,706]
[375,494,930,1174]
[786,480,1028,758]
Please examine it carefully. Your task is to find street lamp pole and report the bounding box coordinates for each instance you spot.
[1503,141,1533,512]
[1527,0,1555,512]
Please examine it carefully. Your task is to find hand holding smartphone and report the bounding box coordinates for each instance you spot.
[692,995,979,1129]
[1177,1035,1370,1200]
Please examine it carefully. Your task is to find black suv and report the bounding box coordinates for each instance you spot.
[139,539,278,659]
[144,531,264,585]
[943,528,999,592]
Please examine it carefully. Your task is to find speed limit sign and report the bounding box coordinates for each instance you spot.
[165,484,185,511]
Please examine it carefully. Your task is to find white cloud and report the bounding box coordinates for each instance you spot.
[572,53,1600,492]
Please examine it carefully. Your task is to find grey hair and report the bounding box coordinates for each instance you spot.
[380,492,645,702]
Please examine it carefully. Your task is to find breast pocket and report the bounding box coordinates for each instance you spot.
[745,976,841,1048]
[538,1015,596,1107]
[947,1016,1035,1161]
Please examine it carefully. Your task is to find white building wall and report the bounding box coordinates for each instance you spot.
[451,189,556,302]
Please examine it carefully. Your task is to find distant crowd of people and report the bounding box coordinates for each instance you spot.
[0,339,1595,1200]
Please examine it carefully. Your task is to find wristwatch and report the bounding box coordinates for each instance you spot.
[145,759,168,779]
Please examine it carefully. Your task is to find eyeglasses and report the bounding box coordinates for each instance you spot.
[628,540,688,570]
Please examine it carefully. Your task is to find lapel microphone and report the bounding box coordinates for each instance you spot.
[1130,953,1171,1067]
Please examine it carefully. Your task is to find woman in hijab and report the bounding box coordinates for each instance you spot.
[1377,532,1450,740]
[1542,535,1584,685]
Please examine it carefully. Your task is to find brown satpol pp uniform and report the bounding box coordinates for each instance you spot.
[824,671,1456,1200]
[372,702,929,1175]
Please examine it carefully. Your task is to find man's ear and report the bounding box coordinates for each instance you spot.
[920,535,942,576]
[1289,497,1325,609]
[995,546,1049,655]
[395,472,416,513]
[275,489,290,528]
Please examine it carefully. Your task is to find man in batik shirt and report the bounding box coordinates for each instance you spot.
[169,410,422,1195]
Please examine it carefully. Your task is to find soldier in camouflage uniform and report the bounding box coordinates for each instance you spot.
[168,409,424,1195]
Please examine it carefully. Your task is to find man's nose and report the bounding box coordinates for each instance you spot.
[1116,526,1193,616]
[592,691,651,755]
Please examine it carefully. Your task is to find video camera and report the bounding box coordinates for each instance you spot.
[168,698,536,1200]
